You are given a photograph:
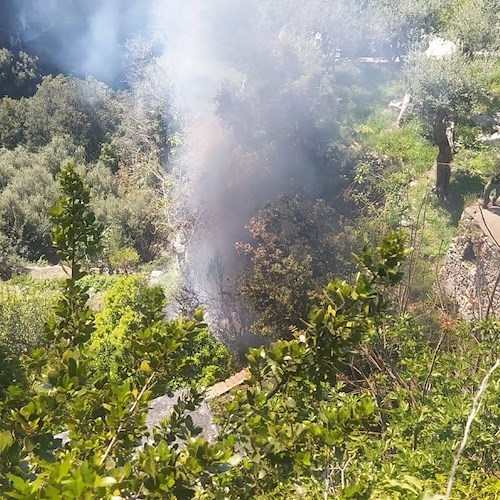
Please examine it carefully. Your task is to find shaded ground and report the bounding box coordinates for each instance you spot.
[443,169,485,226]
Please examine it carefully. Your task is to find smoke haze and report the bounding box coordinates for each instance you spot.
[4,0,377,312]
[1,0,153,83]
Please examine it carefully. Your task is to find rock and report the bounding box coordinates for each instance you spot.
[150,269,165,285]
[437,206,500,319]
[478,131,500,145]
[53,370,249,449]
[145,390,218,442]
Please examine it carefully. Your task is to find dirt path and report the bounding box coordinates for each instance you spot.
[25,265,68,279]
[466,204,500,248]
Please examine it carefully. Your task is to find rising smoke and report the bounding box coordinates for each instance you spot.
[5,0,377,335]
[149,0,348,286]
[1,0,153,83]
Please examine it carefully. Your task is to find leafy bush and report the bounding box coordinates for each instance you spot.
[90,179,169,263]
[108,246,140,272]
[236,195,353,337]
[22,75,120,161]
[78,273,118,294]
[0,233,24,280]
[90,275,231,390]
[0,163,58,260]
[0,283,54,355]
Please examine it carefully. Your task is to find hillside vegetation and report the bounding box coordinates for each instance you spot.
[0,0,499,498]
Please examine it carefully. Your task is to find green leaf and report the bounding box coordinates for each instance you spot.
[95,476,117,488]
[300,450,311,466]
[6,473,28,492]
[0,430,13,452]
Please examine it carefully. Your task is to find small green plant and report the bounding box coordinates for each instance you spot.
[108,246,140,272]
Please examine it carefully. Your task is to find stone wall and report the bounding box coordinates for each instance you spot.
[438,208,500,319]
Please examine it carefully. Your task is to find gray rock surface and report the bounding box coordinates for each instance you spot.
[145,390,218,441]
[438,205,500,319]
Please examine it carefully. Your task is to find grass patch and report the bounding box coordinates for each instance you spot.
[407,167,485,258]
[8,271,120,294]
[358,106,495,258]
[358,111,436,174]
[454,148,499,176]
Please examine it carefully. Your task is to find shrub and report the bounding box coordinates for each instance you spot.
[0,338,26,398]
[108,246,140,272]
[23,75,120,161]
[89,275,231,390]
[0,283,55,355]
[0,163,58,260]
[236,195,353,337]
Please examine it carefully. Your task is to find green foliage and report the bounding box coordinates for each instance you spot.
[0,283,55,356]
[213,231,409,497]
[90,275,231,391]
[358,113,437,175]
[108,246,140,271]
[0,140,87,263]
[50,163,103,272]
[0,98,26,148]
[369,0,448,60]
[0,3,499,496]
[90,275,165,381]
[0,166,57,260]
[347,315,500,496]
[348,149,412,235]
[0,165,226,497]
[442,0,500,56]
[454,148,500,175]
[0,48,38,97]
[0,73,119,159]
[0,205,498,498]
[89,169,169,263]
[405,52,493,123]
[0,233,24,280]
[175,324,232,389]
[77,273,119,294]
[22,75,120,161]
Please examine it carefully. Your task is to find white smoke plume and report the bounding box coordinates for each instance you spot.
[7,0,377,340]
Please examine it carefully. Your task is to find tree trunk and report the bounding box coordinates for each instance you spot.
[434,110,453,197]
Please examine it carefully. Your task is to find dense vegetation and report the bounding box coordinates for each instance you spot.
[0,0,499,498]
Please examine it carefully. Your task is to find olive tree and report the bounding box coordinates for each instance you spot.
[404,52,492,195]
[369,0,448,61]
[0,48,38,97]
